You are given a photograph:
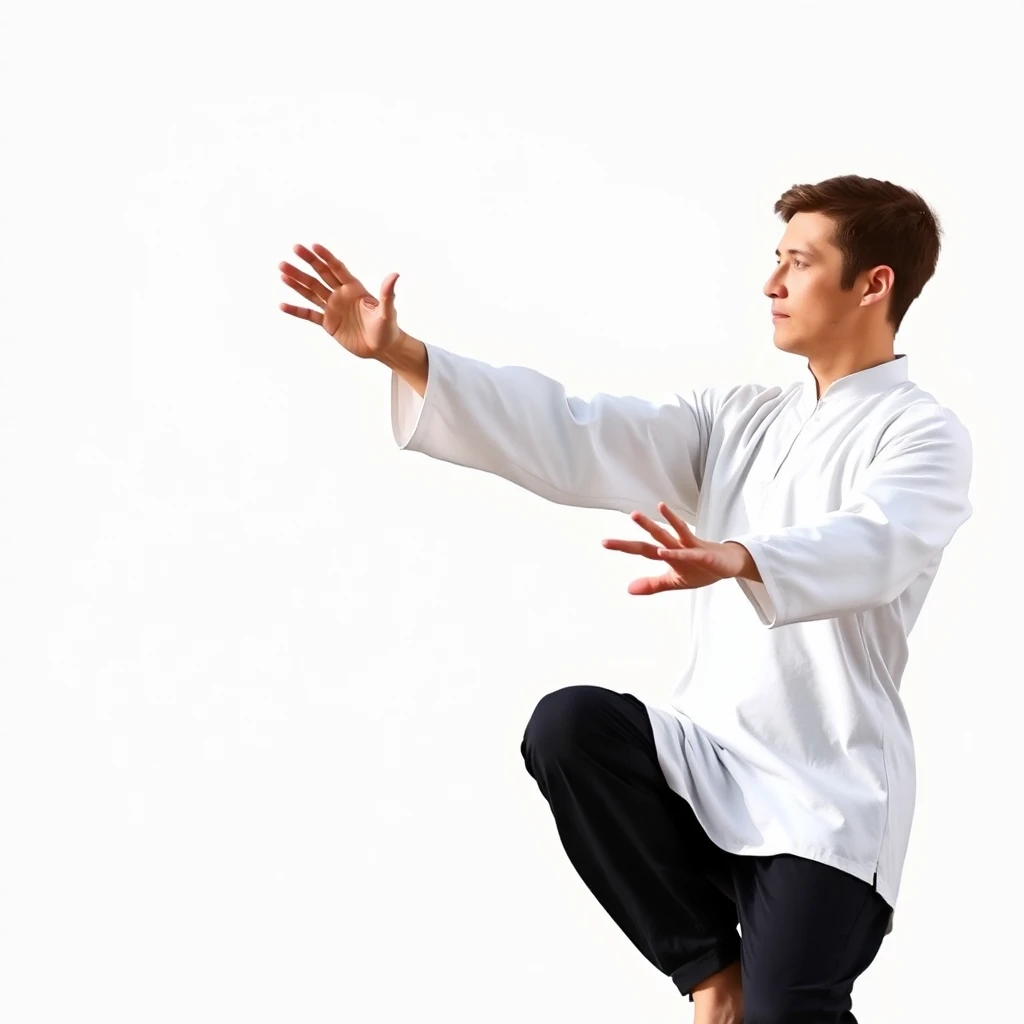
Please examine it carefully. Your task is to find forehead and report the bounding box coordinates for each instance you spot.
[778,211,839,255]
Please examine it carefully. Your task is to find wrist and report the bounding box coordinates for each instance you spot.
[377,332,429,398]
[377,330,417,369]
[723,541,761,582]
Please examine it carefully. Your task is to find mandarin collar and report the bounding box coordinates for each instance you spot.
[798,354,909,415]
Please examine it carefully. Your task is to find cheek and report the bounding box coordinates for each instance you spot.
[795,280,829,315]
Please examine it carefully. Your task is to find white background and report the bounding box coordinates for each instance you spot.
[2,2,1020,1021]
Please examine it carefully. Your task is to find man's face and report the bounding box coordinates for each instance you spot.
[764,211,865,356]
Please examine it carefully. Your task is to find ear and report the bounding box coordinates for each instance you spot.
[859,265,895,309]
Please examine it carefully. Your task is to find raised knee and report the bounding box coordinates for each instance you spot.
[520,685,610,763]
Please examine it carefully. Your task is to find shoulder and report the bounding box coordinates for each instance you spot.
[703,381,795,420]
[878,383,971,448]
[871,384,972,480]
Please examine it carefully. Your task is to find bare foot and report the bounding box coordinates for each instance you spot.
[692,961,743,1024]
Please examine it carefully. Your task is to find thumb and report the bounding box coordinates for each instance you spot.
[379,272,399,320]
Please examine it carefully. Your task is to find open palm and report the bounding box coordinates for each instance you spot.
[602,503,749,595]
[278,243,402,359]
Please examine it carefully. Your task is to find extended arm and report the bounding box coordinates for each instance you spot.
[381,332,720,521]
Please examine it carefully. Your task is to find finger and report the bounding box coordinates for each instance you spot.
[309,242,354,279]
[379,272,399,320]
[601,538,663,560]
[309,243,364,292]
[292,243,346,290]
[658,502,698,545]
[281,273,328,310]
[630,510,677,547]
[279,262,332,305]
[279,301,324,327]
[627,572,683,596]
[280,268,327,307]
[655,545,723,575]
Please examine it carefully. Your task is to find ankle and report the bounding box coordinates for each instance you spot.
[692,962,743,1024]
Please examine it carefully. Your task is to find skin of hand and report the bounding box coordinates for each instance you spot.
[602,503,760,595]
[278,242,403,359]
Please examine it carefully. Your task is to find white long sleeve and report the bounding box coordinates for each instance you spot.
[391,342,727,520]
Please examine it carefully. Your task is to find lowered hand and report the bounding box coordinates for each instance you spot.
[602,503,758,595]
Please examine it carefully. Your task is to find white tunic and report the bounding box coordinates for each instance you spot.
[390,344,973,913]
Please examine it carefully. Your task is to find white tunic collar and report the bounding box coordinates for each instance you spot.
[799,354,909,415]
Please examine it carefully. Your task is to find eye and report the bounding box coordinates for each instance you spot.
[793,260,808,269]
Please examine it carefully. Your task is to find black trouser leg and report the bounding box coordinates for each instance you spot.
[520,684,740,996]
[733,853,891,1024]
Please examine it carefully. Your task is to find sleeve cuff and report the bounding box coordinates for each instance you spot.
[391,373,425,447]
[389,342,439,449]
[728,536,783,627]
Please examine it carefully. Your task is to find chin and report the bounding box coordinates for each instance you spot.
[772,331,807,355]
[774,335,806,356]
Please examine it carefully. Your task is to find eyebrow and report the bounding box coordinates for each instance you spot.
[775,247,817,259]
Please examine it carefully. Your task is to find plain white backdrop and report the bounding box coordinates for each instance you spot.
[2,2,1021,1021]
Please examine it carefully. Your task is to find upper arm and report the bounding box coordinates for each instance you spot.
[853,404,973,545]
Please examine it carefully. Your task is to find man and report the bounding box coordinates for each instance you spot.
[278,174,973,1023]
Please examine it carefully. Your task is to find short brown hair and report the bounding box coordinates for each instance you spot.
[774,175,942,332]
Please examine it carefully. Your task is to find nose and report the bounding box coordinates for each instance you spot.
[763,268,785,300]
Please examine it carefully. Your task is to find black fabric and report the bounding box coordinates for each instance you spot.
[520,685,892,1024]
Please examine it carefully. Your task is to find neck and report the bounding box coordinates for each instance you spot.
[808,341,896,398]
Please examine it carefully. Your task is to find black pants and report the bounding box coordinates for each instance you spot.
[520,685,892,1024]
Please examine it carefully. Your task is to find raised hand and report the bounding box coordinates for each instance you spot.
[602,503,753,595]
[279,243,402,359]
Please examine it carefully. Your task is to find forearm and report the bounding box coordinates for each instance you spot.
[731,518,933,627]
[387,340,711,519]
[377,331,428,397]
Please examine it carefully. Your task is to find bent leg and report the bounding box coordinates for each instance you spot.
[520,684,740,997]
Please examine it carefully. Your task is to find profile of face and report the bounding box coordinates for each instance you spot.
[764,211,891,357]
